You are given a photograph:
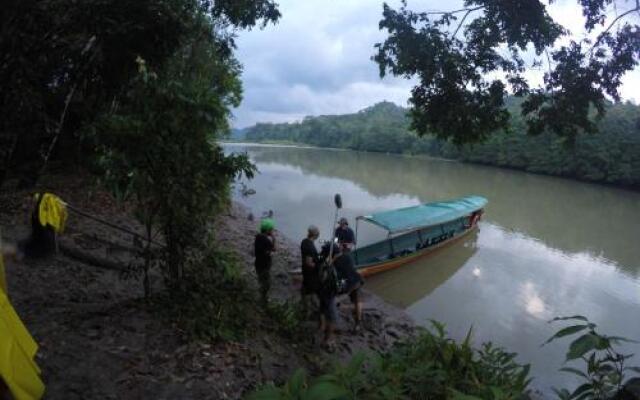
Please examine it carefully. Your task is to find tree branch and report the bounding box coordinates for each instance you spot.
[588,6,640,54]
[38,36,97,179]
[452,8,474,38]
[545,49,555,95]
[425,6,483,15]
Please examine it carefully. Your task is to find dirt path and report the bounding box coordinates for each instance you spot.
[1,173,415,399]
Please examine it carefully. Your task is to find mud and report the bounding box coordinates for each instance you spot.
[0,173,416,399]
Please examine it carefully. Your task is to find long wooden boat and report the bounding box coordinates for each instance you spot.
[351,195,487,277]
[290,195,487,279]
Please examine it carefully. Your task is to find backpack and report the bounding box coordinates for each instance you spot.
[318,261,340,296]
[318,260,348,296]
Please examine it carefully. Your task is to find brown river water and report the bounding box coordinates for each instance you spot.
[225,143,640,395]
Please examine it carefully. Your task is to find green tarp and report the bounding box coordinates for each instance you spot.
[359,195,488,234]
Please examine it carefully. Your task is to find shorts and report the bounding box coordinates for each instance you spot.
[348,286,360,304]
[345,280,362,303]
[319,294,337,322]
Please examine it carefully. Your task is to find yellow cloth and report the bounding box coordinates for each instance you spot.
[37,193,67,234]
[0,287,44,400]
[0,252,6,294]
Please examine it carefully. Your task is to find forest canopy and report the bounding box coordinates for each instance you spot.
[374,0,640,145]
[243,100,640,189]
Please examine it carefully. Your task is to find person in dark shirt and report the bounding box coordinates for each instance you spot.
[333,243,364,332]
[300,225,320,315]
[317,242,340,350]
[254,218,276,305]
[335,217,356,250]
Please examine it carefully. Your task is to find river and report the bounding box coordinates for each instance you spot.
[225,143,640,394]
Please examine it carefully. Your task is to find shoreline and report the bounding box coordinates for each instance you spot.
[229,141,639,192]
[0,173,416,399]
[220,201,418,354]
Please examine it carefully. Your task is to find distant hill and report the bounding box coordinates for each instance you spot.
[228,128,246,141]
[243,101,640,189]
[244,101,418,153]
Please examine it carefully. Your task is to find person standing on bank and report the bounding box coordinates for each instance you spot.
[300,225,321,316]
[334,243,364,332]
[254,218,276,305]
[335,217,356,250]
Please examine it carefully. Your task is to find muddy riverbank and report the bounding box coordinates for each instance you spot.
[0,173,415,399]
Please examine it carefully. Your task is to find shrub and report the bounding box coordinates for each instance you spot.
[546,316,640,400]
[247,321,532,400]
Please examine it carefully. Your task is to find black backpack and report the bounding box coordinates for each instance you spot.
[318,260,339,296]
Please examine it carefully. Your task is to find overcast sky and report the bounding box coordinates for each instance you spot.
[231,0,640,128]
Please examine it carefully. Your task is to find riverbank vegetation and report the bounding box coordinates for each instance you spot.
[2,0,640,399]
[250,322,533,400]
[1,0,280,341]
[243,100,640,189]
[250,317,640,400]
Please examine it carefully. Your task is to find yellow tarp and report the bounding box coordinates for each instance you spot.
[0,251,6,294]
[37,193,67,234]
[0,254,45,400]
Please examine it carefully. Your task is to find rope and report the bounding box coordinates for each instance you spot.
[63,203,166,248]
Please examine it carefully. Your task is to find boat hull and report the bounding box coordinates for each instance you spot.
[355,225,477,278]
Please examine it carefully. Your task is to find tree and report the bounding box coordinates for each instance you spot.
[91,2,277,291]
[1,1,280,337]
[0,0,280,187]
[374,0,640,144]
[243,100,640,189]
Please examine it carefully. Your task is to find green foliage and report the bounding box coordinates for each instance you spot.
[156,247,251,341]
[244,102,416,154]
[0,0,279,187]
[266,300,306,339]
[374,1,640,144]
[244,100,640,189]
[47,1,275,337]
[546,316,639,399]
[248,321,531,400]
[96,46,255,287]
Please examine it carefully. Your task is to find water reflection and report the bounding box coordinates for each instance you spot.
[240,145,640,278]
[225,144,640,394]
[366,229,479,308]
[408,222,640,392]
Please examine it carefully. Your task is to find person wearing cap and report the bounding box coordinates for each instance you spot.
[254,218,276,305]
[334,217,356,250]
[300,225,321,314]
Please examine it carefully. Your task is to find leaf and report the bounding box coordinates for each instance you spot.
[301,382,348,400]
[246,385,286,400]
[552,387,571,400]
[517,364,532,388]
[287,369,307,395]
[566,334,600,361]
[489,386,505,400]
[463,325,474,348]
[549,315,589,323]
[570,383,593,400]
[559,367,589,380]
[544,325,589,345]
[608,336,639,344]
[345,352,366,379]
[449,389,483,400]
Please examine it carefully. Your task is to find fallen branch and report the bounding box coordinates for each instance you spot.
[59,243,127,271]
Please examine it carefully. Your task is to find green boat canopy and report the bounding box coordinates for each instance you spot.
[358,195,488,234]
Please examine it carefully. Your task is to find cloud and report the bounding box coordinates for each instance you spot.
[232,0,639,128]
[232,0,418,127]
